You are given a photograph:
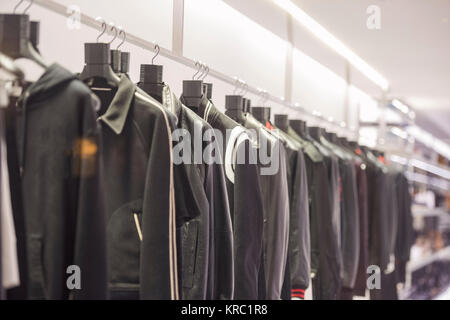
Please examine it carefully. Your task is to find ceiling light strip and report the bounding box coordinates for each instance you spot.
[274,0,389,91]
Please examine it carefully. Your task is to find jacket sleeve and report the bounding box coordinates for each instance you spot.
[71,94,107,299]
[339,163,360,289]
[288,151,310,299]
[205,129,234,300]
[140,110,178,300]
[395,174,413,283]
[233,139,264,300]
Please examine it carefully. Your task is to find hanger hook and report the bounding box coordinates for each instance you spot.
[192,61,201,80]
[233,78,242,94]
[201,65,209,81]
[197,64,206,80]
[196,64,204,80]
[258,89,267,105]
[22,0,33,14]
[238,81,247,95]
[13,0,33,14]
[152,44,160,64]
[108,24,118,45]
[241,83,249,97]
[13,0,24,14]
[95,17,107,43]
[117,27,126,50]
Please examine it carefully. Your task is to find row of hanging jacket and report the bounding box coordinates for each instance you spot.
[0,11,414,300]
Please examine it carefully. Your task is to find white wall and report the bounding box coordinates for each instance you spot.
[0,0,379,134]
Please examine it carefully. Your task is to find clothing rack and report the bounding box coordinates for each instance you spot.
[31,0,356,137]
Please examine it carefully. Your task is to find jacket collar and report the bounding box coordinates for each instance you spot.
[98,75,136,135]
[161,84,182,125]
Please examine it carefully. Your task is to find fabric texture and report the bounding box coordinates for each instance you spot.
[10,63,107,299]
[198,98,264,300]
[227,111,290,300]
[275,126,311,299]
[173,92,234,300]
[89,75,178,300]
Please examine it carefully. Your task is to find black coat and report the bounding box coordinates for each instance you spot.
[320,138,360,291]
[228,112,290,300]
[288,127,342,300]
[171,92,234,300]
[9,63,107,299]
[275,127,311,300]
[195,98,264,300]
[90,75,179,300]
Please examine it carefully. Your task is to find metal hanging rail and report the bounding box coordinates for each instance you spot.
[32,0,355,136]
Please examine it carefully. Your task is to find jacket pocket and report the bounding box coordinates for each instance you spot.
[107,199,143,285]
[28,235,46,299]
[182,220,199,289]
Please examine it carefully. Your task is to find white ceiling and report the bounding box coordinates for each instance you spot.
[293,0,450,142]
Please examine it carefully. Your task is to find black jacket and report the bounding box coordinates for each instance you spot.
[275,127,311,300]
[228,112,290,300]
[194,97,264,300]
[9,63,107,299]
[169,91,234,300]
[363,150,392,273]
[320,137,360,291]
[90,75,178,300]
[394,172,413,284]
[287,127,342,300]
[347,147,369,297]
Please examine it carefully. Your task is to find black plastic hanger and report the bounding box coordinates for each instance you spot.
[274,114,289,131]
[120,52,130,75]
[290,119,310,140]
[329,132,339,144]
[0,1,47,69]
[251,106,271,125]
[242,98,251,113]
[138,44,164,103]
[29,20,39,52]
[80,20,120,88]
[309,127,324,141]
[111,28,130,75]
[182,62,204,110]
[225,95,245,124]
[119,31,129,74]
[108,25,121,73]
[199,66,212,99]
[323,130,332,141]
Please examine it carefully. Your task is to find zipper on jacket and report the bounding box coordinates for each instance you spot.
[133,213,143,242]
[16,89,30,177]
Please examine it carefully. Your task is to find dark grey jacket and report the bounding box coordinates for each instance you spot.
[274,127,311,299]
[394,172,413,284]
[320,137,360,290]
[228,112,290,300]
[172,91,234,300]
[10,63,107,299]
[287,127,342,300]
[88,75,179,300]
[195,97,264,300]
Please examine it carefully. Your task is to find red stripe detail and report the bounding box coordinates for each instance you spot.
[292,294,304,299]
[292,289,305,293]
[265,121,274,130]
